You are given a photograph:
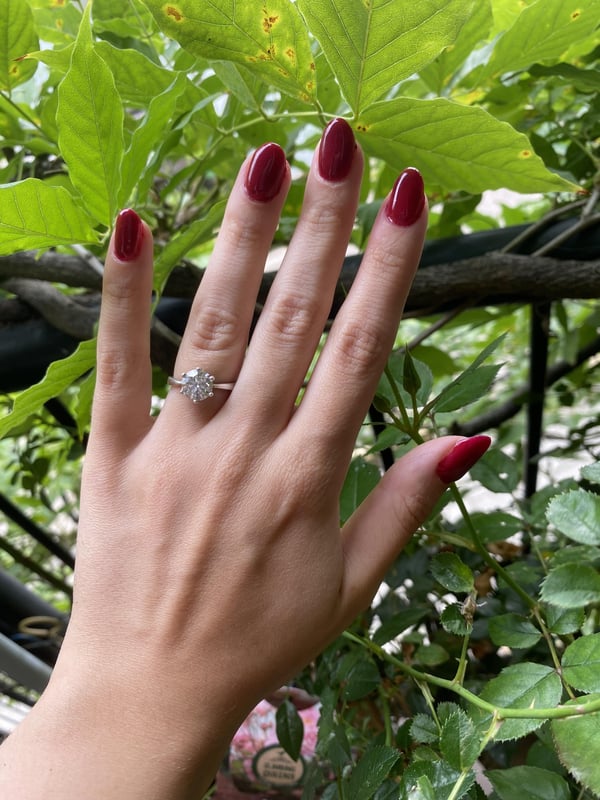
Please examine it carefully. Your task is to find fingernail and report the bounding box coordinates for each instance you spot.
[318,118,356,182]
[385,167,425,227]
[436,435,492,484]
[245,142,287,202]
[114,208,144,261]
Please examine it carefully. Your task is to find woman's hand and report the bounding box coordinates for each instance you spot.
[0,119,489,799]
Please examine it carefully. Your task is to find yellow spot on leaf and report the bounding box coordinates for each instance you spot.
[262,14,279,33]
[356,124,369,133]
[285,48,295,63]
[55,18,63,29]
[570,9,581,19]
[51,0,65,6]
[165,5,184,22]
[519,149,532,159]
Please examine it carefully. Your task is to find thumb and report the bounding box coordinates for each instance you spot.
[339,435,490,622]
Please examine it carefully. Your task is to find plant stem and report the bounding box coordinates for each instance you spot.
[344,631,600,721]
[450,485,536,610]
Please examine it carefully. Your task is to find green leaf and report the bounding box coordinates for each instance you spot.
[478,662,562,741]
[153,201,226,294]
[547,489,600,545]
[92,0,156,38]
[338,652,381,702]
[581,463,600,485]
[0,179,97,255]
[466,511,523,544]
[544,604,584,636]
[439,709,479,771]
[275,698,304,762]
[0,339,97,440]
[340,457,381,524]
[562,633,600,694]
[403,347,422,399]
[430,552,474,594]
[298,0,476,114]
[540,563,600,609]
[414,643,449,667]
[119,73,188,208]
[432,364,501,413]
[0,0,39,91]
[347,746,400,800]
[440,604,471,636]
[488,614,541,649]
[484,0,600,78]
[56,6,124,225]
[357,98,575,193]
[95,42,174,104]
[486,765,571,800]
[372,607,429,646]
[552,693,600,797]
[380,351,434,409]
[410,714,439,745]
[469,448,520,493]
[403,760,474,800]
[142,0,315,102]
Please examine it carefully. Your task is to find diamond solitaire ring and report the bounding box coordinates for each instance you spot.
[167,368,235,403]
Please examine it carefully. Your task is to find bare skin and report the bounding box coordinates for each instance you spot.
[0,126,479,799]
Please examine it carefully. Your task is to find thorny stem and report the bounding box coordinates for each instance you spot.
[344,631,600,721]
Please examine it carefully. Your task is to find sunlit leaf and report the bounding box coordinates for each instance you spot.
[0,179,97,255]
[141,0,315,102]
[485,0,600,78]
[0,0,39,91]
[57,6,124,225]
[298,0,476,113]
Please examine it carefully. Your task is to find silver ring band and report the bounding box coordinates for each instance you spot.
[168,368,235,403]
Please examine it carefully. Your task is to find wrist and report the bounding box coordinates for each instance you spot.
[1,649,245,800]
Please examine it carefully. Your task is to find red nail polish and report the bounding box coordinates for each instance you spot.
[385,167,425,227]
[318,118,356,182]
[245,142,287,202]
[114,208,143,261]
[436,435,492,484]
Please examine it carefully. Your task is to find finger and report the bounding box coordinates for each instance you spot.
[232,119,361,427]
[291,168,427,471]
[163,143,290,425]
[92,209,154,447]
[338,435,491,625]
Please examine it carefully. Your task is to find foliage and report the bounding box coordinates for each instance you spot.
[1,0,599,797]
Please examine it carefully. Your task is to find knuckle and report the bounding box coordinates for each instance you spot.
[265,292,320,345]
[221,214,264,251]
[301,199,345,235]
[187,303,243,353]
[335,322,387,376]
[95,345,134,395]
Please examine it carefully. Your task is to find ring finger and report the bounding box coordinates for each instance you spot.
[162,142,290,426]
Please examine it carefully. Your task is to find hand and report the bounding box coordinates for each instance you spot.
[0,119,489,799]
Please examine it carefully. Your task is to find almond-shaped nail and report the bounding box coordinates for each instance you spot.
[318,118,356,182]
[385,167,425,227]
[245,142,287,202]
[114,208,144,261]
[436,435,492,484]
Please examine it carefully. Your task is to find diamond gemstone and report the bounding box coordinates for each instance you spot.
[180,368,215,402]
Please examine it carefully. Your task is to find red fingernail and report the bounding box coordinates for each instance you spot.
[436,435,492,484]
[385,167,425,227]
[245,142,287,202]
[318,118,356,182]
[114,208,143,261]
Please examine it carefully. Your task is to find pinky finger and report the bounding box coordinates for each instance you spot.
[92,209,154,447]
